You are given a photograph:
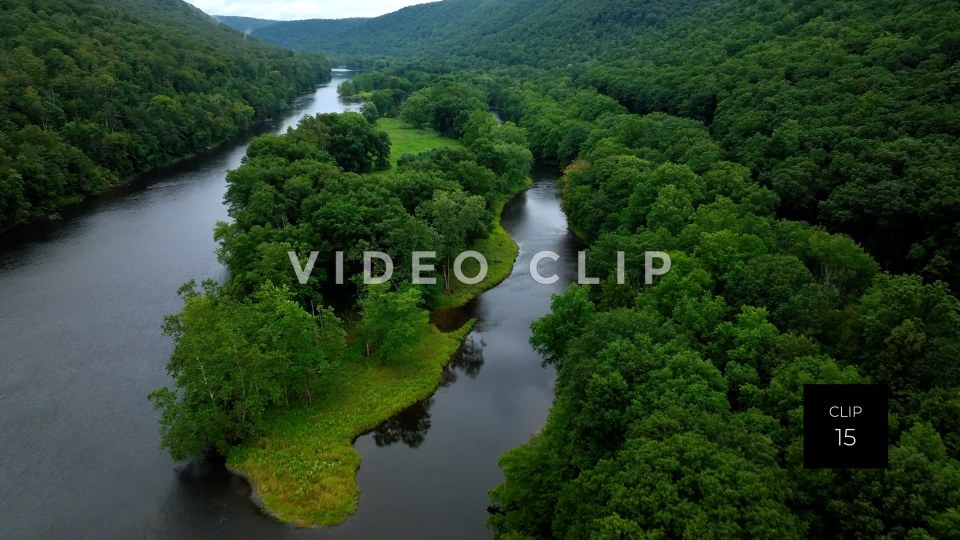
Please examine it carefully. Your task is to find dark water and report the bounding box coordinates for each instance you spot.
[0,66,579,537]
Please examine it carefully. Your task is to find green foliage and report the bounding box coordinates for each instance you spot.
[416,188,492,290]
[486,45,960,537]
[359,284,429,360]
[586,0,960,289]
[401,83,486,137]
[220,0,718,66]
[149,280,344,461]
[294,113,391,173]
[0,0,329,229]
[399,90,434,129]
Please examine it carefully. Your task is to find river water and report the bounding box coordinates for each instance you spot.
[0,70,580,538]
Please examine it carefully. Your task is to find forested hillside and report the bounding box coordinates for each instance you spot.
[217,0,719,64]
[217,16,367,54]
[586,0,960,290]
[213,15,289,33]
[0,0,330,231]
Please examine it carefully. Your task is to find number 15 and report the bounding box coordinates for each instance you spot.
[835,428,856,446]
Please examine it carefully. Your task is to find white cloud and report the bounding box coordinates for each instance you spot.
[185,0,433,21]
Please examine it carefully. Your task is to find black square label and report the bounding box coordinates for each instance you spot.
[803,384,888,468]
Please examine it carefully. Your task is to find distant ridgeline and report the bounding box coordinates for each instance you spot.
[215,0,719,65]
[0,0,330,231]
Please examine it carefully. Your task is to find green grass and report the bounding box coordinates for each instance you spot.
[228,322,473,526]
[372,117,465,174]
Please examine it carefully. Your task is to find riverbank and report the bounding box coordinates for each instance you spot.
[438,177,532,309]
[226,321,474,526]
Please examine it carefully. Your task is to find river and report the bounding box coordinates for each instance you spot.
[0,70,580,539]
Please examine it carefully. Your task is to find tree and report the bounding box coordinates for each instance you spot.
[359,284,429,360]
[149,281,344,460]
[530,284,595,365]
[415,189,491,290]
[361,101,380,124]
[400,90,434,129]
[295,113,391,173]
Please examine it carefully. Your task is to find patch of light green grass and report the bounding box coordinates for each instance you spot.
[370,117,465,175]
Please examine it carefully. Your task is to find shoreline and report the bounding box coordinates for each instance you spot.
[0,80,332,238]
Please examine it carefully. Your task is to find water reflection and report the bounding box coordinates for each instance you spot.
[373,398,433,448]
[371,337,485,449]
[447,336,485,381]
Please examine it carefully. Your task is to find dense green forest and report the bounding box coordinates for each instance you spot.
[0,0,330,231]
[488,77,960,539]
[586,0,960,290]
[215,0,718,65]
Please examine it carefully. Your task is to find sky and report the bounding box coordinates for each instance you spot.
[185,0,431,21]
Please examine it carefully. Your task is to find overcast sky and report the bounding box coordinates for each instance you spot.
[185,0,432,20]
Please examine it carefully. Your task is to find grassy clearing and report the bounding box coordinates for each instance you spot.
[228,321,474,526]
[372,117,465,174]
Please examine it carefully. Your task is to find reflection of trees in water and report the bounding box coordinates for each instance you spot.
[447,336,484,381]
[372,336,485,448]
[372,397,433,447]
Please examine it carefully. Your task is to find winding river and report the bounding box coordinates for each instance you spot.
[0,71,580,539]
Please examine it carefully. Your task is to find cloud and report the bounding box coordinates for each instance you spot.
[185,0,431,20]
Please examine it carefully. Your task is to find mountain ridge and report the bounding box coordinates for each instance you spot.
[215,0,723,64]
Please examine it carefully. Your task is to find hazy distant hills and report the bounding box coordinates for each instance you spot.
[214,15,293,33]
[215,0,721,64]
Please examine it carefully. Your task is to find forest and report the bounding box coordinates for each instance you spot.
[585,0,960,290]
[0,0,330,231]
[488,76,960,539]
[216,0,718,65]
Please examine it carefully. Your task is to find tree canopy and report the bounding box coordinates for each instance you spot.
[0,0,329,231]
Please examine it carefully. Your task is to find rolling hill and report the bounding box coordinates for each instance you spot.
[216,0,722,64]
